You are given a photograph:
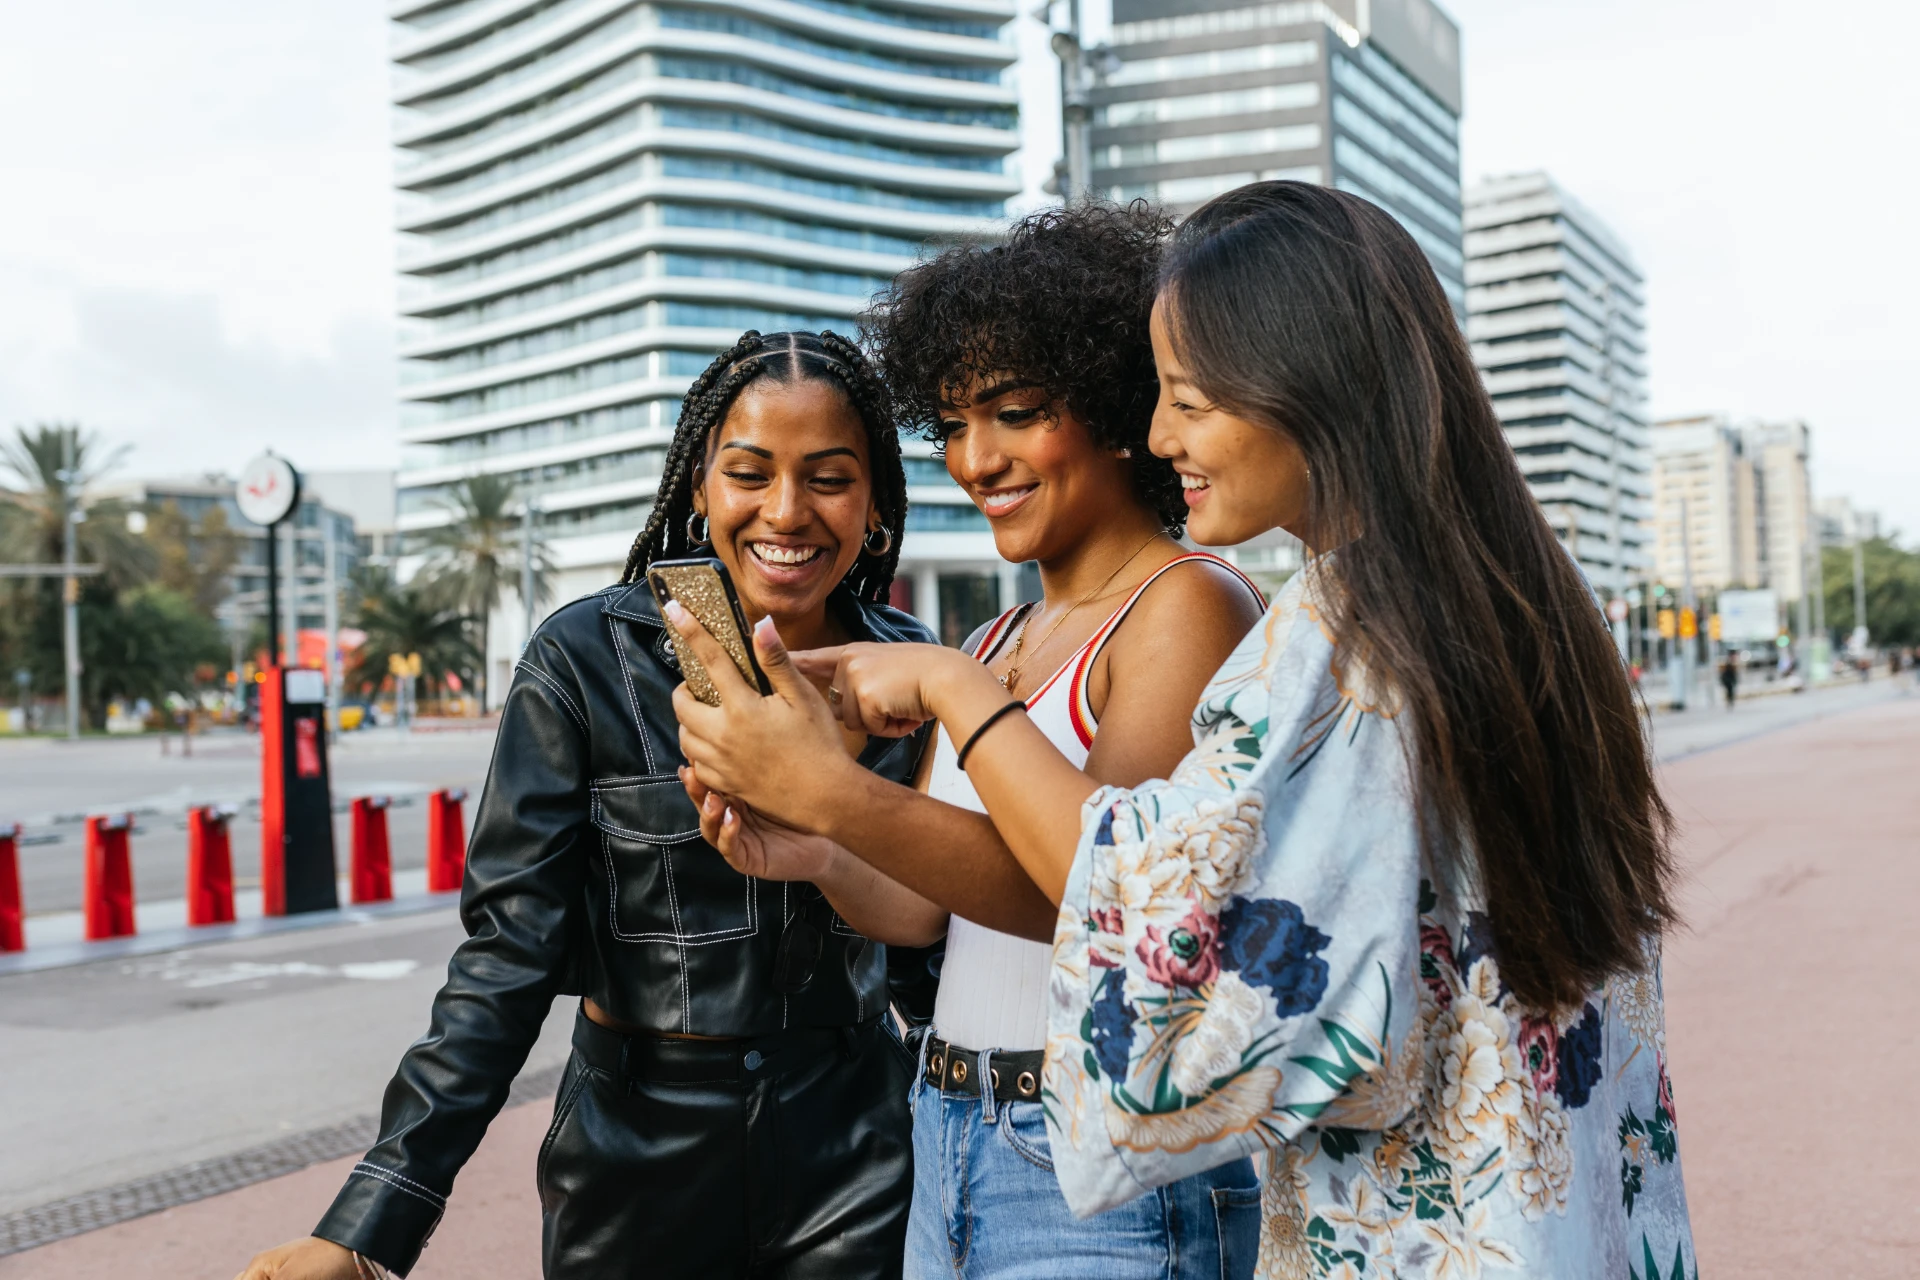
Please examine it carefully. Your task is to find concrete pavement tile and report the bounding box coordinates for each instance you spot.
[1662,696,1920,1278]
[0,1099,550,1279]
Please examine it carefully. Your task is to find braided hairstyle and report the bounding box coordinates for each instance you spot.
[620,330,906,603]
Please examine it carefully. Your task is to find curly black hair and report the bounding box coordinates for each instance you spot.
[620,330,906,603]
[860,200,1182,531]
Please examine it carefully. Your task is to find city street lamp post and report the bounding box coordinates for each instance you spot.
[58,432,82,740]
[1667,496,1695,711]
[1045,0,1120,203]
[520,488,541,681]
[1850,531,1868,657]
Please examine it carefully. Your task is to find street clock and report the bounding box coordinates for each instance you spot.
[237,453,300,527]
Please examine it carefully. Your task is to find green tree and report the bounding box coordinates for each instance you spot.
[345,565,481,703]
[81,585,228,715]
[3,424,166,726]
[144,499,240,614]
[412,473,553,707]
[1,424,155,588]
[1822,536,1920,647]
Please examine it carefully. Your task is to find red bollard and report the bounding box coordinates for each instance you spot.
[0,824,23,952]
[186,806,236,926]
[84,814,136,941]
[426,788,468,894]
[351,796,393,904]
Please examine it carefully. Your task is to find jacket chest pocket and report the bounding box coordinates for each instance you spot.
[590,776,759,944]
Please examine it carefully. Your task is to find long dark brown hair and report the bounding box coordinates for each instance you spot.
[619,330,906,603]
[1162,181,1675,1012]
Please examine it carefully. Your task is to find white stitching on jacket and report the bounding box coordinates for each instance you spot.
[350,1162,446,1208]
[604,615,657,774]
[514,661,588,736]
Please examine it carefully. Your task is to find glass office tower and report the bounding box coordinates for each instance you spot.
[1096,0,1464,317]
[389,0,1019,693]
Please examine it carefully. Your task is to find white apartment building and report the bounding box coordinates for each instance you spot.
[1745,419,1814,603]
[1650,416,1760,592]
[1465,172,1650,595]
[387,0,1022,698]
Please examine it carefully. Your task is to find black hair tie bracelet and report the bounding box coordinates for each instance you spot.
[956,701,1028,772]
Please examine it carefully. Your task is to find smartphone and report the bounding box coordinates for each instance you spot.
[646,557,773,705]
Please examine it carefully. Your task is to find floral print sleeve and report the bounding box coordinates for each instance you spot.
[1042,570,1696,1279]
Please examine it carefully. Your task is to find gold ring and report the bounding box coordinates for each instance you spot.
[827,686,842,706]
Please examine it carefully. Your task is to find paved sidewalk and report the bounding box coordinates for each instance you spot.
[0,1104,548,1280]
[1660,692,1920,1276]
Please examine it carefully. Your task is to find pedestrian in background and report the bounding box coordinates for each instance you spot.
[682,182,1697,1277]
[1720,653,1740,708]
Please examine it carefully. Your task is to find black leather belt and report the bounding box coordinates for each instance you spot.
[923,1036,1044,1103]
[573,1005,873,1087]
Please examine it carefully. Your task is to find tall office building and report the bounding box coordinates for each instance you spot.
[1650,415,1761,592]
[388,0,1021,695]
[1465,172,1649,595]
[1093,0,1466,316]
[1744,419,1814,603]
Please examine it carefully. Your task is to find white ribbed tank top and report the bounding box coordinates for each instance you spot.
[928,553,1262,1052]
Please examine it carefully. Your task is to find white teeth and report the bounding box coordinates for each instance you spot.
[1180,474,1210,490]
[980,486,1036,513]
[752,544,821,566]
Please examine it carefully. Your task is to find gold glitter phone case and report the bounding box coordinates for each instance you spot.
[646,558,772,705]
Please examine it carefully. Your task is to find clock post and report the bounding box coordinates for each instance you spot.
[238,453,338,915]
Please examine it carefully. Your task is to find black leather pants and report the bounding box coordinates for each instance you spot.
[538,1006,915,1279]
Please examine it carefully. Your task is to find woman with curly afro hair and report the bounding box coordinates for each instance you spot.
[666,204,1270,1277]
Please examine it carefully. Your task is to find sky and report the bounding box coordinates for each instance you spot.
[0,0,1915,535]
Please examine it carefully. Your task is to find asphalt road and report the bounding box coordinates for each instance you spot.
[1,728,498,919]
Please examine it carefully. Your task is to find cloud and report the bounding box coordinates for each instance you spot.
[0,281,396,479]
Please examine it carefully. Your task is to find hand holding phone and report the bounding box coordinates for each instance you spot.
[647,557,773,705]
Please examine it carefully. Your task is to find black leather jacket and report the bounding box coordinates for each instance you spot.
[314,581,936,1269]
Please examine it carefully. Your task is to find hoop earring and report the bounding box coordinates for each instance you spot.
[686,511,710,545]
[1118,447,1133,458]
[863,526,893,556]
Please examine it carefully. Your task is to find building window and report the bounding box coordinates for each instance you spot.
[938,574,999,648]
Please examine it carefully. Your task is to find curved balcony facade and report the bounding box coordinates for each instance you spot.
[390,0,1018,654]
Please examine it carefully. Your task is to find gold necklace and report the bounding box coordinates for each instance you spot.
[998,532,1161,694]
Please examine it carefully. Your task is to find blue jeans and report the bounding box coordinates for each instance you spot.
[905,1055,1260,1279]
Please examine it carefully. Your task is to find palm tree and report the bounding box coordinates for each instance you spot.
[345,565,481,705]
[1,423,155,589]
[414,472,554,707]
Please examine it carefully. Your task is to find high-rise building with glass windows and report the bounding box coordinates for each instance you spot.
[388,0,1020,696]
[1466,172,1650,596]
[1093,0,1465,318]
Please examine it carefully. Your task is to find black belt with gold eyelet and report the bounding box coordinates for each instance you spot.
[923,1036,1045,1103]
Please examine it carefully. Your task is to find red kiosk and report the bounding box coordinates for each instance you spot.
[240,452,339,915]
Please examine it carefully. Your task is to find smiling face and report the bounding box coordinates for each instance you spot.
[940,373,1142,564]
[691,378,879,625]
[1147,298,1313,548]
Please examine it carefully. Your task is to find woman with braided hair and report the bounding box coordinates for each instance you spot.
[238,331,945,1280]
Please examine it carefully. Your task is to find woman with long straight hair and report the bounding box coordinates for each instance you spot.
[670,185,1696,1276]
[670,204,1270,1278]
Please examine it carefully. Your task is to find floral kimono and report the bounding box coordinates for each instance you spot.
[1043,568,1695,1279]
